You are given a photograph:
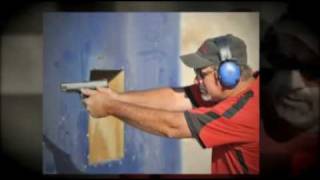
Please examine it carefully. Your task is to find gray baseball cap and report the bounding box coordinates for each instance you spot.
[180,34,247,69]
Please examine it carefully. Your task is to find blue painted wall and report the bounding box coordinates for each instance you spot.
[43,13,181,174]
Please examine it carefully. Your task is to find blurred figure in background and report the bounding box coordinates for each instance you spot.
[261,15,319,176]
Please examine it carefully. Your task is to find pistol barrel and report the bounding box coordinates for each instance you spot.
[60,80,108,92]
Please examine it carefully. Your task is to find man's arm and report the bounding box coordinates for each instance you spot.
[116,87,193,111]
[109,100,192,138]
[81,88,192,138]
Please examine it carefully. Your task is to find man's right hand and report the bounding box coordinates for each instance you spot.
[81,87,119,118]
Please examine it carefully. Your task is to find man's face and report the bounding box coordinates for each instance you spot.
[194,66,224,102]
[261,24,320,132]
[265,69,320,131]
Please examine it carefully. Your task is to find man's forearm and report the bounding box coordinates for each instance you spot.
[108,99,192,138]
[117,87,192,111]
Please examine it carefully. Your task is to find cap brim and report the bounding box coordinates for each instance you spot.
[180,53,214,69]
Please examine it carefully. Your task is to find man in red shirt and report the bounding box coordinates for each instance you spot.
[82,34,260,175]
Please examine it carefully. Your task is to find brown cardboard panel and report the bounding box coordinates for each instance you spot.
[88,70,124,165]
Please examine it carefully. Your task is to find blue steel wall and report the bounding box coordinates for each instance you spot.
[43,13,181,174]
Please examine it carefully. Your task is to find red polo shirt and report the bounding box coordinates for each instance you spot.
[184,74,260,175]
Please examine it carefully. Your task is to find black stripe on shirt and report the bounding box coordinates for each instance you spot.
[223,90,254,119]
[184,111,206,148]
[235,149,249,174]
[184,111,220,148]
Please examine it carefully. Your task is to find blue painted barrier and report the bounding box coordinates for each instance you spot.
[43,13,181,174]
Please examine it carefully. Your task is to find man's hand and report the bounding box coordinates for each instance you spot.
[81,87,118,118]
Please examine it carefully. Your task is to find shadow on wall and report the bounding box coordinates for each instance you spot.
[42,135,82,174]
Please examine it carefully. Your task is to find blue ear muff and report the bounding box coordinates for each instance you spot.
[214,36,241,89]
[218,60,241,89]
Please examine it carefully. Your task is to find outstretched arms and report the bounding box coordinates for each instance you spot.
[81,87,193,138]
